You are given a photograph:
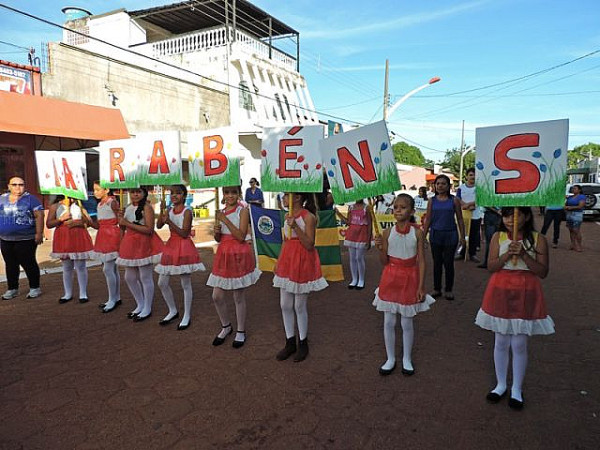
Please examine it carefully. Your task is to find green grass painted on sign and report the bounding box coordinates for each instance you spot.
[261,159,322,193]
[329,163,401,204]
[189,158,240,189]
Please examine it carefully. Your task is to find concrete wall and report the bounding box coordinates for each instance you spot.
[42,43,230,137]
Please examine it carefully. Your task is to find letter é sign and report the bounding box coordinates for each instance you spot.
[494,134,541,194]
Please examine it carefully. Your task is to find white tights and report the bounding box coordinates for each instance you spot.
[212,287,247,341]
[381,312,414,371]
[280,289,308,340]
[158,274,193,327]
[61,259,88,299]
[492,333,528,402]
[348,246,366,287]
[124,264,155,317]
[102,259,120,304]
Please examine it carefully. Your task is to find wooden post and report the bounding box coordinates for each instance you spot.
[215,188,220,225]
[462,209,472,261]
[288,193,293,239]
[367,198,381,237]
[512,207,519,265]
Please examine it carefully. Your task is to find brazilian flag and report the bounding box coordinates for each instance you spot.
[250,206,344,282]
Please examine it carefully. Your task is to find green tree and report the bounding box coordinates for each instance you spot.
[440,146,476,181]
[392,141,426,166]
[568,142,600,168]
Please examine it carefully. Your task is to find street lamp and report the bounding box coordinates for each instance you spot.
[459,145,473,183]
[386,76,441,120]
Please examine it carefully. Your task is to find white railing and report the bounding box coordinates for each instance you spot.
[150,26,297,72]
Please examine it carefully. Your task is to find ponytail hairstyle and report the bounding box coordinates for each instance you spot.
[395,193,417,223]
[299,192,317,216]
[134,187,149,222]
[499,207,537,252]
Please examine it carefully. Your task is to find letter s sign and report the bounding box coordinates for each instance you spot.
[494,133,540,194]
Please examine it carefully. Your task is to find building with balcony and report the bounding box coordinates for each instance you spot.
[42,1,320,193]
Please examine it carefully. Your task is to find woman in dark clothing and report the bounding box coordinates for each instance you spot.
[422,175,465,300]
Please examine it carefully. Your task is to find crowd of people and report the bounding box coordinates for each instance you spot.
[1,170,589,410]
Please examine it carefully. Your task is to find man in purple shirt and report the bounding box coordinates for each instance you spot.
[0,177,44,300]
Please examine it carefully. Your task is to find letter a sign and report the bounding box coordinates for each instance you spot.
[319,120,401,204]
[475,119,568,207]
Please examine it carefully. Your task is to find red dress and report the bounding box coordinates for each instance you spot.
[475,232,555,335]
[155,206,205,275]
[344,205,370,249]
[273,209,328,294]
[92,197,121,262]
[116,204,164,267]
[372,224,435,317]
[207,203,260,289]
[50,203,93,260]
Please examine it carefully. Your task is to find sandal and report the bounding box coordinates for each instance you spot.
[212,323,232,346]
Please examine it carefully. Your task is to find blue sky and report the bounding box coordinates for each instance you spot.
[2,0,600,162]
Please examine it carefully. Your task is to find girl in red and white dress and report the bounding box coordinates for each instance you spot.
[116,187,164,322]
[47,196,94,304]
[208,185,260,348]
[274,193,328,362]
[373,194,435,376]
[475,207,554,410]
[338,199,372,290]
[90,182,121,313]
[156,185,205,331]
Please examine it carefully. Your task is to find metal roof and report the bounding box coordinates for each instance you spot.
[129,0,298,39]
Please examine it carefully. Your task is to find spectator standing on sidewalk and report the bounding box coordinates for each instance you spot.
[0,177,44,300]
[540,204,564,249]
[456,167,482,263]
[478,207,502,269]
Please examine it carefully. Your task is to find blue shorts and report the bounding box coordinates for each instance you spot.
[566,211,583,229]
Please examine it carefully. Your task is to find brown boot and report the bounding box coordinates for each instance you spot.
[293,338,309,362]
[276,336,297,361]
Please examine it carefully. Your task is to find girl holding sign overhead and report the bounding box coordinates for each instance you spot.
[373,194,435,376]
[475,207,554,410]
[208,185,260,347]
[422,174,466,301]
[156,185,205,331]
[90,182,122,313]
[117,187,164,322]
[47,196,94,304]
[274,193,328,363]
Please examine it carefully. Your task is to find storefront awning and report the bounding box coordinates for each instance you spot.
[0,91,129,150]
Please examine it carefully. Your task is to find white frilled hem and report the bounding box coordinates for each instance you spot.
[50,251,93,261]
[206,268,261,290]
[116,254,162,267]
[91,251,119,262]
[273,276,328,294]
[372,291,436,317]
[155,263,206,275]
[344,240,369,249]
[474,309,555,336]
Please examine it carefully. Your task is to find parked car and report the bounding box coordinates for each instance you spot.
[567,183,600,219]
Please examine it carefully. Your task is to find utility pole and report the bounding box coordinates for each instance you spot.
[383,59,389,120]
[459,120,466,182]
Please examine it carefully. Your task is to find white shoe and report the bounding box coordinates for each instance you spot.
[26,288,42,299]
[2,289,18,300]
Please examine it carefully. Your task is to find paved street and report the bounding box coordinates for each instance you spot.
[1,220,599,449]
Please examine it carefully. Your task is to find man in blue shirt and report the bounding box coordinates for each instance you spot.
[0,177,44,299]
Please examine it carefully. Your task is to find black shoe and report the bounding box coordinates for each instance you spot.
[102,300,122,313]
[79,297,89,304]
[212,324,232,346]
[232,331,246,348]
[98,303,107,309]
[486,390,507,403]
[347,284,356,290]
[508,396,524,410]
[293,338,309,362]
[133,313,151,322]
[159,312,180,326]
[444,292,455,301]
[477,264,488,269]
[276,336,297,361]
[127,311,139,319]
[177,321,190,331]
[379,363,396,376]
[355,285,365,291]
[59,297,73,304]
[401,365,415,376]
[430,290,442,298]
